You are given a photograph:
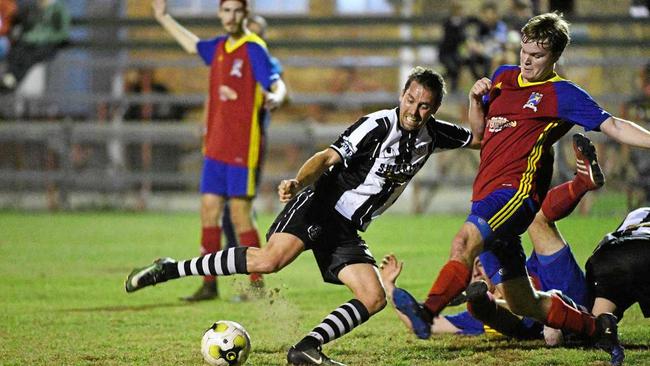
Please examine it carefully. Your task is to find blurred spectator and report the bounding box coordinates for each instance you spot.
[439,0,468,92]
[465,1,508,79]
[622,62,650,206]
[123,67,187,205]
[549,0,574,16]
[0,0,70,92]
[0,0,17,59]
[630,0,650,17]
[507,0,533,32]
[498,0,534,66]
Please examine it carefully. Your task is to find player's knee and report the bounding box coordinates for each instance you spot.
[507,298,538,318]
[450,237,477,266]
[248,249,285,274]
[360,289,387,314]
[229,209,254,231]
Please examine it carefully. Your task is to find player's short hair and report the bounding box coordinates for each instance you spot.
[521,12,570,57]
[403,66,446,107]
[220,0,248,9]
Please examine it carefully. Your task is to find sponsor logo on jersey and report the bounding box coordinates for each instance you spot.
[487,116,517,133]
[339,137,356,159]
[376,162,422,184]
[523,92,543,112]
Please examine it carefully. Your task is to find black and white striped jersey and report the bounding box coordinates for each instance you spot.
[605,207,650,242]
[315,107,472,231]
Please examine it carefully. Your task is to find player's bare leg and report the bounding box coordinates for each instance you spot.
[592,297,618,317]
[229,197,265,295]
[393,222,482,338]
[287,263,386,366]
[496,277,624,366]
[183,193,226,301]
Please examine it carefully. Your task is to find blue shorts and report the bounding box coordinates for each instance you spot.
[200,157,258,198]
[526,245,589,308]
[445,311,485,336]
[468,189,538,285]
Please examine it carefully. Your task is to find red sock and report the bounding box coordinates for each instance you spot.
[201,227,221,283]
[423,260,471,315]
[239,229,263,283]
[541,181,585,221]
[545,294,595,336]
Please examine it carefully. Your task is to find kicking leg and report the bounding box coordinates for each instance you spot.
[125,232,304,292]
[287,263,385,366]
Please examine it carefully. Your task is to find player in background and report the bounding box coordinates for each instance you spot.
[221,13,285,252]
[382,134,596,341]
[126,66,482,365]
[151,0,286,301]
[220,13,284,247]
[393,12,650,366]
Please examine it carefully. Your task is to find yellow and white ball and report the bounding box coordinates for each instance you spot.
[201,321,251,366]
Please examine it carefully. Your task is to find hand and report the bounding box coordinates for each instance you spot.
[469,77,492,102]
[278,179,301,203]
[379,254,403,286]
[151,0,167,19]
[264,92,283,110]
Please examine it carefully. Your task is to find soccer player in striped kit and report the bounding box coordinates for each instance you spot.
[393,12,650,366]
[151,0,286,301]
[125,66,482,365]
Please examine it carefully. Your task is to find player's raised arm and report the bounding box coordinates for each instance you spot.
[467,77,491,149]
[152,0,199,54]
[599,116,650,148]
[277,148,341,202]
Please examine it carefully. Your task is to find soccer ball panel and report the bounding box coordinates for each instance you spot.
[201,320,251,366]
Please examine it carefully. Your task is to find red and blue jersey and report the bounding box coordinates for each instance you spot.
[473,65,611,203]
[197,33,280,171]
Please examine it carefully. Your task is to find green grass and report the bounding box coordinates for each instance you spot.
[1,209,649,365]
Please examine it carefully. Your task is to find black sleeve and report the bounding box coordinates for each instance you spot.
[429,119,473,151]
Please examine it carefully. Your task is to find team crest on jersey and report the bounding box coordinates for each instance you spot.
[230,59,244,78]
[487,116,517,133]
[523,92,543,112]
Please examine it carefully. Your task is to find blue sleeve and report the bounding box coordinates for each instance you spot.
[444,311,485,336]
[554,81,611,131]
[246,43,280,91]
[196,37,225,65]
[270,57,283,76]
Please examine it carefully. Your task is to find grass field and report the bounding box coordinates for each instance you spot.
[1,208,649,365]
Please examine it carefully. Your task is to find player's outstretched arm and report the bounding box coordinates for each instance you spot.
[277,147,341,202]
[600,116,650,148]
[467,77,491,149]
[152,0,199,54]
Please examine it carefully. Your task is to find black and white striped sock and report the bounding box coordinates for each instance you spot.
[306,299,370,346]
[165,247,249,279]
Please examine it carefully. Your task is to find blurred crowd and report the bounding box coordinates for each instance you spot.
[1,0,649,210]
[0,0,70,92]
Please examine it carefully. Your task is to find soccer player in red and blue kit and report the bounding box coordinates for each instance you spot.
[394,12,650,366]
[151,0,286,301]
